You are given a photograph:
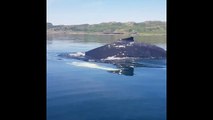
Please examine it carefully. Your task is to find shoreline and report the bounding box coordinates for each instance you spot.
[47,31,166,36]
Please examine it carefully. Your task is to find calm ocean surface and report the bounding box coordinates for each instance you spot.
[47,35,166,120]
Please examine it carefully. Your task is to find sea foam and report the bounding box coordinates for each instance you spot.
[67,62,120,71]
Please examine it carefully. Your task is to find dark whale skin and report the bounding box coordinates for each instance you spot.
[85,37,166,59]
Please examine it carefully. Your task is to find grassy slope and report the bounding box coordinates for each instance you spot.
[47,21,166,35]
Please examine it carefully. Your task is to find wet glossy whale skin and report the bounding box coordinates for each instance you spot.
[85,37,166,60]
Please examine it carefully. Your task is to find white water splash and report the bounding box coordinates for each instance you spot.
[67,62,120,71]
[103,55,132,60]
[69,52,85,57]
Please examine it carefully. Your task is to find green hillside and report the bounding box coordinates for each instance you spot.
[47,21,166,35]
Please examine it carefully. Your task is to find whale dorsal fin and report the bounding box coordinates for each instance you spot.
[119,37,134,42]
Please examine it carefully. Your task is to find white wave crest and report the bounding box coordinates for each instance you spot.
[67,62,120,71]
[69,52,85,57]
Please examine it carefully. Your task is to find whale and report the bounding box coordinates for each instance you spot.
[58,37,166,76]
[85,37,166,60]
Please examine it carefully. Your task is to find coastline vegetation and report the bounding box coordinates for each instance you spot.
[47,21,166,43]
[47,21,166,36]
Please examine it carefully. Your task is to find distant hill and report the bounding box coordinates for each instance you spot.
[47,21,166,35]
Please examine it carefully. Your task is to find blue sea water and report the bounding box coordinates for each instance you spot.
[47,37,166,120]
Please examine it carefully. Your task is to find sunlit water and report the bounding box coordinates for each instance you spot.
[47,35,166,120]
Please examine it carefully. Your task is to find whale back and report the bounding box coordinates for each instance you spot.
[85,37,166,59]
